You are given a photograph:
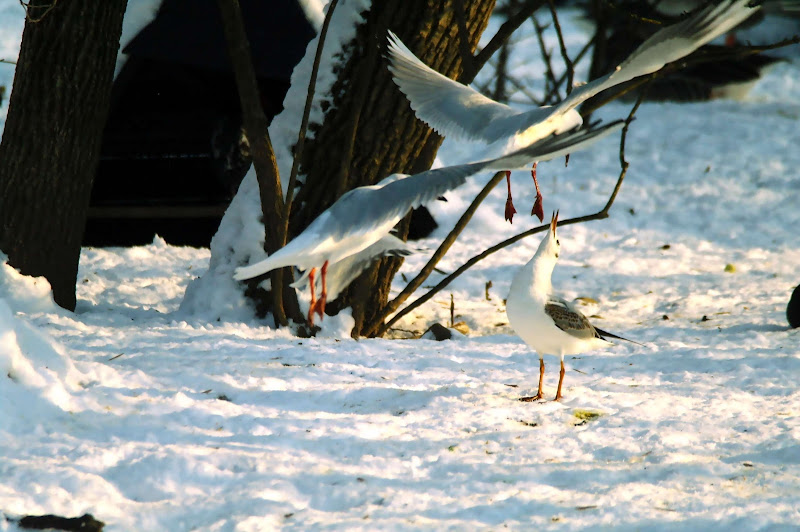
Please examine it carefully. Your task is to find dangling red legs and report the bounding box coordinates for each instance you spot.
[504,170,517,223]
[530,162,544,222]
[306,266,318,327]
[312,260,329,320]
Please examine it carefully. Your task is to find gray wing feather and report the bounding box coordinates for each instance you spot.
[552,0,759,115]
[387,31,521,143]
[545,298,602,341]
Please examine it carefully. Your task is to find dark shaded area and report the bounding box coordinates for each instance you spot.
[788,284,800,328]
[84,0,315,247]
[16,513,104,531]
[423,322,453,340]
[407,206,439,240]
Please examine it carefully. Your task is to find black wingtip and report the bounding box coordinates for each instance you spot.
[595,326,646,347]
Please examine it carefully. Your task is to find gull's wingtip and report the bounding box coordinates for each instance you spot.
[233,264,266,282]
[595,326,647,348]
[386,29,406,54]
[232,268,250,282]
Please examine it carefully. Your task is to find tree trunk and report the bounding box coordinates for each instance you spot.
[291,0,496,337]
[0,0,127,311]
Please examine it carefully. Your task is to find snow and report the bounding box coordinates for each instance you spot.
[2,2,800,530]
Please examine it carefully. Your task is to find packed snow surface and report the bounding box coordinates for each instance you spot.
[1,2,800,530]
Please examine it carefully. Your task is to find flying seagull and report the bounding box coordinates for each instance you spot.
[235,120,624,327]
[506,212,642,401]
[386,0,760,222]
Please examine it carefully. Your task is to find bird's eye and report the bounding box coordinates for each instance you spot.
[556,239,560,245]
[555,252,559,258]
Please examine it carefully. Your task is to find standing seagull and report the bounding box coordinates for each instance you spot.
[506,212,640,401]
[235,121,623,327]
[386,0,759,222]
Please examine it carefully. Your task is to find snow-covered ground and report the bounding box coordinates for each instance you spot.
[2,2,800,530]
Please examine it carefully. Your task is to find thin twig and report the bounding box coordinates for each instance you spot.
[542,36,593,103]
[376,91,647,336]
[547,0,574,96]
[19,0,58,22]
[364,171,507,337]
[480,52,544,105]
[492,39,510,102]
[283,0,339,222]
[532,15,558,104]
[0,58,16,65]
[471,0,546,83]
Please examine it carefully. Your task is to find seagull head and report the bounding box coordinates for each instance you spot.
[535,210,561,262]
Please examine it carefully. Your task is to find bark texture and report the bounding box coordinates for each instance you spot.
[0,0,127,310]
[291,0,496,337]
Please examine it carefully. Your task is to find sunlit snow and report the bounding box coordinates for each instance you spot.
[1,1,799,530]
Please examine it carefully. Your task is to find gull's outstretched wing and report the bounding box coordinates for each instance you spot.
[291,235,417,302]
[386,31,545,144]
[551,0,760,116]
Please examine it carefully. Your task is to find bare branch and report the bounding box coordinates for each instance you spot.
[483,54,544,105]
[470,0,547,83]
[542,35,593,104]
[19,0,58,23]
[532,15,558,104]
[547,0,574,96]
[216,0,289,326]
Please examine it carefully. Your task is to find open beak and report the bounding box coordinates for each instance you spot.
[550,210,559,236]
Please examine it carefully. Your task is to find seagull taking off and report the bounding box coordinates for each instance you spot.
[235,120,623,327]
[387,0,759,223]
[506,212,641,401]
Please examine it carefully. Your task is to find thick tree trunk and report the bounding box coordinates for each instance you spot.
[0,0,127,310]
[291,0,496,337]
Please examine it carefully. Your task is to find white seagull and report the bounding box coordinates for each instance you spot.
[506,212,641,401]
[235,120,624,327]
[387,0,759,223]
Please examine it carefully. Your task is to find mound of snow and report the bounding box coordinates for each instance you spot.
[0,256,83,432]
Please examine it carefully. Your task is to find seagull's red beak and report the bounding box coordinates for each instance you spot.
[550,210,558,237]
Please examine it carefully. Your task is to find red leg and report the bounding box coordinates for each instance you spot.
[554,358,565,401]
[306,267,317,327]
[520,357,545,402]
[504,170,517,224]
[314,260,329,320]
[530,162,544,222]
